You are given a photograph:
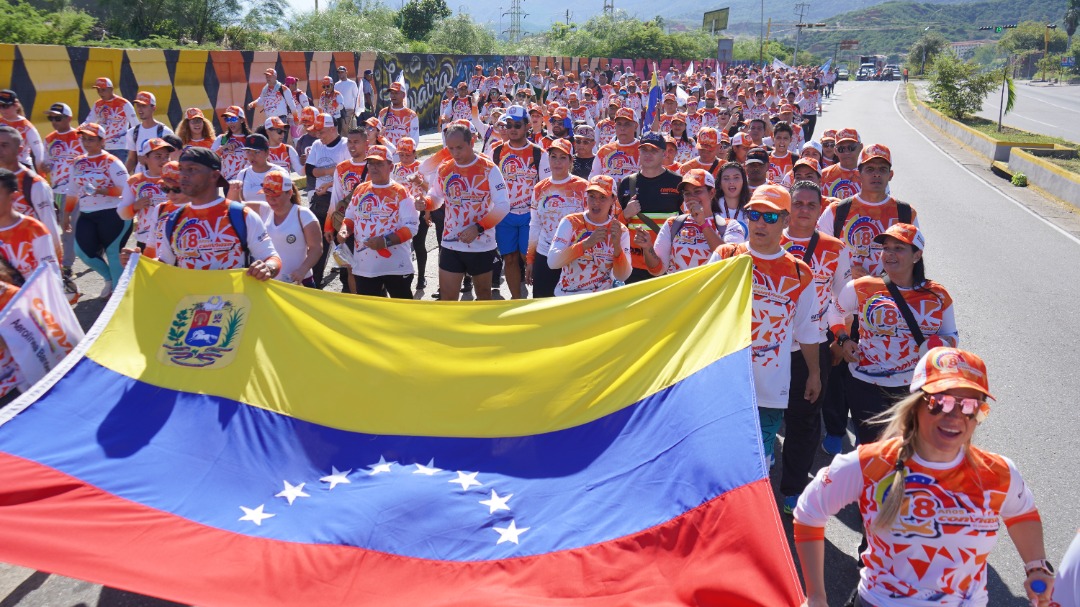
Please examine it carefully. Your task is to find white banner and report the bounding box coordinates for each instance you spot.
[684,61,694,77]
[395,70,409,108]
[0,263,84,392]
[772,58,792,71]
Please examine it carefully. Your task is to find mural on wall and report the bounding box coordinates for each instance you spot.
[1,44,725,136]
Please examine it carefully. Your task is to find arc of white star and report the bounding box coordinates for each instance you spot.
[479,489,512,514]
[319,466,352,490]
[239,504,275,526]
[449,471,482,491]
[275,481,310,505]
[493,520,529,545]
[368,456,393,476]
[413,459,442,476]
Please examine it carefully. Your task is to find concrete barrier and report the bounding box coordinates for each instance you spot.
[1010,148,1080,204]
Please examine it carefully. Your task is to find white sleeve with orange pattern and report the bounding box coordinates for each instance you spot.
[31,232,59,269]
[793,450,863,534]
[651,218,672,274]
[936,302,958,346]
[1000,456,1038,524]
[794,279,821,345]
[478,165,510,231]
[546,217,578,270]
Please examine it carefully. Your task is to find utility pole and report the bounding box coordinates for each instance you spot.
[565,9,572,25]
[792,2,809,65]
[759,0,764,64]
[1044,24,1058,81]
[502,0,526,43]
[603,0,614,18]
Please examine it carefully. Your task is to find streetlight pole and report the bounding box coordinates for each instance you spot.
[759,0,765,64]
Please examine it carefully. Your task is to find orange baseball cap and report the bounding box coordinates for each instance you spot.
[792,157,821,175]
[671,112,687,124]
[859,143,892,166]
[161,160,180,184]
[697,127,719,148]
[93,77,113,89]
[388,82,405,93]
[138,137,174,155]
[835,128,861,144]
[873,222,924,251]
[548,138,573,156]
[321,76,334,86]
[552,107,569,119]
[365,116,381,129]
[222,106,245,120]
[264,116,287,130]
[300,106,319,127]
[397,137,415,153]
[365,145,391,163]
[608,97,622,108]
[780,104,796,113]
[586,175,616,197]
[745,183,791,213]
[731,132,749,147]
[679,168,715,189]
[259,171,293,196]
[664,93,676,102]
[77,122,106,138]
[264,68,277,77]
[615,108,636,122]
[820,129,837,142]
[705,90,717,99]
[185,107,205,120]
[134,91,157,106]
[910,347,995,400]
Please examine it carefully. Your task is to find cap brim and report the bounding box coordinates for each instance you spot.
[920,378,995,400]
[744,158,767,165]
[744,200,785,212]
[639,143,663,150]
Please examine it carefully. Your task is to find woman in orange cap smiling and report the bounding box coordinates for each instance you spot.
[176,108,216,150]
[794,347,1054,607]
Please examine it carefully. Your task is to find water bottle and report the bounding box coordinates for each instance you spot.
[1031,580,1047,594]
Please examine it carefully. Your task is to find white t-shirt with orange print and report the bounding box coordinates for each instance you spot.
[528,174,588,263]
[653,214,745,275]
[342,181,419,278]
[157,198,278,270]
[817,195,920,277]
[548,213,631,297]
[0,214,60,280]
[427,155,510,253]
[71,152,128,213]
[781,229,852,345]
[119,172,168,244]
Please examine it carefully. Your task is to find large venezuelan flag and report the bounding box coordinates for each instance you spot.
[0,256,803,606]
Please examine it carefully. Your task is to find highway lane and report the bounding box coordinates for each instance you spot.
[3,80,1080,606]
[977,81,1080,144]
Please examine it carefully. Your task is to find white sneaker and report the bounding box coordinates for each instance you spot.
[99,282,113,299]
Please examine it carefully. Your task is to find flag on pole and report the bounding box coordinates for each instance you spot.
[0,256,804,606]
[685,61,694,77]
[0,263,83,393]
[772,58,792,71]
[676,85,689,107]
[820,58,832,73]
[643,63,663,130]
[395,69,409,108]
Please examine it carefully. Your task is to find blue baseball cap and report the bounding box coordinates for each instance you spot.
[506,105,528,122]
[639,132,666,149]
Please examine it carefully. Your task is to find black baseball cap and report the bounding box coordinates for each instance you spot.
[242,134,269,152]
[639,132,666,149]
[745,147,769,165]
[179,147,222,171]
[0,90,16,106]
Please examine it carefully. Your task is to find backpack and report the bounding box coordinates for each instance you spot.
[491,142,544,175]
[165,201,250,267]
[831,197,912,239]
[132,122,166,146]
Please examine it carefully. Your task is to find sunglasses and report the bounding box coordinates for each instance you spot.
[48,116,64,122]
[322,86,332,90]
[505,121,526,128]
[822,142,836,147]
[926,393,987,422]
[224,116,240,123]
[836,144,859,153]
[162,187,182,194]
[718,142,732,148]
[269,128,285,134]
[745,210,782,224]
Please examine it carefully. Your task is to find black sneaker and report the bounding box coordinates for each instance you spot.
[416,277,427,290]
[431,290,441,299]
[461,276,473,293]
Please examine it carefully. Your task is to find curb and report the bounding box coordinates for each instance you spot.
[905,85,1080,211]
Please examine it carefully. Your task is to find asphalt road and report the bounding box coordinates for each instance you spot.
[977,80,1080,145]
[3,79,1080,605]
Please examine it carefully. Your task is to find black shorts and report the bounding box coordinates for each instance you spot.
[439,246,496,276]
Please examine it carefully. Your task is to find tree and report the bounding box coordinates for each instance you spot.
[0,0,95,45]
[1065,0,1080,50]
[398,0,451,41]
[999,20,1068,54]
[280,0,404,52]
[926,53,997,120]
[427,13,496,54]
[907,31,949,76]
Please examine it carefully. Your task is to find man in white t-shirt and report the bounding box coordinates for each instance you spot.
[124,91,175,175]
[334,66,360,131]
[304,114,350,286]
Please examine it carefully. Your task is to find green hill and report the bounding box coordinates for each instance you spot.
[786,0,1067,57]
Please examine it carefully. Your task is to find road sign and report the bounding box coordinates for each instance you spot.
[717,38,734,63]
[703,8,730,33]
[840,39,859,50]
[1063,56,1076,67]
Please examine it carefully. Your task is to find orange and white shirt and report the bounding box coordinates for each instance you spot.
[698,107,723,129]
[267,143,303,174]
[768,151,794,184]
[183,138,214,151]
[709,243,818,408]
[528,175,588,263]
[329,159,368,212]
[547,213,631,296]
[679,157,723,179]
[820,163,861,200]
[342,181,419,278]
[654,214,746,275]
[43,130,84,195]
[834,277,957,387]
[391,160,423,199]
[817,195,921,277]
[157,198,278,270]
[378,106,420,149]
[70,152,128,213]
[442,97,474,122]
[569,105,593,126]
[686,113,702,138]
[590,140,640,183]
[318,91,346,118]
[256,82,297,118]
[118,172,167,244]
[426,155,510,253]
[593,119,616,148]
[211,135,250,181]
[0,214,60,280]
[492,142,551,215]
[87,97,138,150]
[672,139,695,165]
[0,116,44,167]
[794,438,1039,607]
[782,229,852,344]
[145,199,186,260]
[9,167,60,248]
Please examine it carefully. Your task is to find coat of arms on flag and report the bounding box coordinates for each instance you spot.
[159,294,247,368]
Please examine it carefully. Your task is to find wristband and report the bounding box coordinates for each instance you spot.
[836,334,851,347]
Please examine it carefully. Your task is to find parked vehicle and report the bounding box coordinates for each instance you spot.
[837,67,849,80]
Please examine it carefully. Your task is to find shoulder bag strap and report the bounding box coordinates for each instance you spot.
[883,276,925,346]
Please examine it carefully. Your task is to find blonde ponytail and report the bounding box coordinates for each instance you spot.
[869,392,924,532]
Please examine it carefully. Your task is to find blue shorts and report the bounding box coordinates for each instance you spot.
[495,212,530,255]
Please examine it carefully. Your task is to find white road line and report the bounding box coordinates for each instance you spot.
[892,84,1080,247]
[1009,113,1058,128]
[1019,88,1080,113]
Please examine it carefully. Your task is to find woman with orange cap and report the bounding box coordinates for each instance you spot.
[794,347,1054,607]
[317,76,346,132]
[210,106,250,181]
[176,108,216,150]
